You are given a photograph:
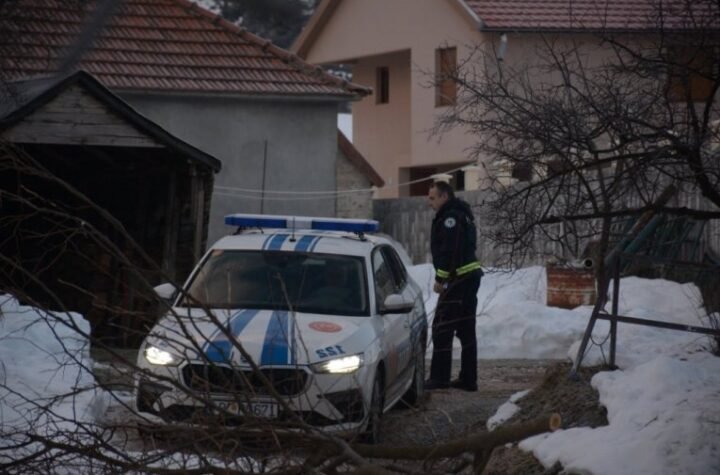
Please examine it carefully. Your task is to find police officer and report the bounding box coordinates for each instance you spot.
[425,181,482,391]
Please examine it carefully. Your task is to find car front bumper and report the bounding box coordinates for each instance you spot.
[134,361,374,435]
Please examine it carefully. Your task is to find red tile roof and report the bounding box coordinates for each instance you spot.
[464,0,719,31]
[1,0,370,97]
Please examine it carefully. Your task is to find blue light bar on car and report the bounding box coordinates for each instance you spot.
[225,214,379,233]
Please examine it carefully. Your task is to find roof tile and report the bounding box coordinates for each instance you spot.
[1,0,370,97]
[463,0,719,31]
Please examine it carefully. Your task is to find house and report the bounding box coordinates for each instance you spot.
[0,71,221,345]
[292,0,715,198]
[1,0,381,245]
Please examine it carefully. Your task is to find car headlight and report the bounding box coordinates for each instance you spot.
[144,345,180,366]
[311,354,364,374]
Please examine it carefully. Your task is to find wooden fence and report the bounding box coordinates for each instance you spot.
[373,187,720,267]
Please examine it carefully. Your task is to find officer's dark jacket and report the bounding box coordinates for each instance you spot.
[431,197,481,283]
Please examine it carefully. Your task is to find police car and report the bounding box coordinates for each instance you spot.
[135,214,427,442]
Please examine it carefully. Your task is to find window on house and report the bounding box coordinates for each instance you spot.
[546,158,573,177]
[511,161,533,182]
[376,66,389,104]
[667,46,717,102]
[436,47,457,106]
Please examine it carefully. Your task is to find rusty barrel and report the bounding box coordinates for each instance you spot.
[546,263,597,309]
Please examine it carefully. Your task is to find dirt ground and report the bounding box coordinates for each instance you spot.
[482,362,608,475]
[380,360,608,474]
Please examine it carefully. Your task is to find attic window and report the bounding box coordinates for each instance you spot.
[436,47,457,106]
[376,67,389,104]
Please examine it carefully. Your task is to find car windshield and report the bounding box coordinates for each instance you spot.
[180,250,369,316]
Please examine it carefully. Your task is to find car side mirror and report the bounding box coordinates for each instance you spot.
[380,293,414,315]
[153,283,178,302]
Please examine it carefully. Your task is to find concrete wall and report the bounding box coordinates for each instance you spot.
[120,93,340,244]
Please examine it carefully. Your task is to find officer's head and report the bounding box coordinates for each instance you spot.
[428,181,454,211]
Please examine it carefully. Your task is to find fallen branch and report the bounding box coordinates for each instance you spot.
[349,413,561,460]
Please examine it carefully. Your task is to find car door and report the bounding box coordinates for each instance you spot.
[380,246,417,377]
[371,246,412,387]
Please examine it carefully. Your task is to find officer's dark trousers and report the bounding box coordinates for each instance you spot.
[429,271,481,385]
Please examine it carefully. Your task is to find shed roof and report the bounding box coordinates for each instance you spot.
[1,0,370,98]
[0,70,222,171]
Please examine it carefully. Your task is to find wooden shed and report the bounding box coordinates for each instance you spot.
[0,71,221,346]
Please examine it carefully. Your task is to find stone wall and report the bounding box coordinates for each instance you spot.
[335,147,374,219]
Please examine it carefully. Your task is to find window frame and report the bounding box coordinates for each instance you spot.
[666,44,717,102]
[435,46,458,107]
[376,66,390,104]
[381,245,408,289]
[371,247,399,313]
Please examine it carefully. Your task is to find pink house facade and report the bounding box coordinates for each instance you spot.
[293,0,708,198]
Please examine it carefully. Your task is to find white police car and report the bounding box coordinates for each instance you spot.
[135,215,427,442]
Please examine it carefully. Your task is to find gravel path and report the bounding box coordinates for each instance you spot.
[381,359,558,445]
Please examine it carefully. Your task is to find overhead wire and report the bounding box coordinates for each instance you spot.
[213,163,474,201]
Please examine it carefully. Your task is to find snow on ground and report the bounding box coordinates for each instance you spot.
[0,294,104,469]
[408,265,719,475]
[0,295,254,472]
[2,264,717,474]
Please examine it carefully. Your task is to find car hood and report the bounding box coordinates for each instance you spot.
[146,308,375,367]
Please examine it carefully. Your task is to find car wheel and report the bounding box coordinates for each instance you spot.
[401,339,425,407]
[361,372,384,444]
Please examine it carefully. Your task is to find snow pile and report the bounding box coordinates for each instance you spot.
[409,265,710,363]
[520,353,720,474]
[408,264,718,475]
[0,294,104,465]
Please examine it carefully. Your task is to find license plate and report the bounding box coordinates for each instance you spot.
[216,400,278,418]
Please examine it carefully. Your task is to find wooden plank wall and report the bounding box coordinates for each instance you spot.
[2,84,162,148]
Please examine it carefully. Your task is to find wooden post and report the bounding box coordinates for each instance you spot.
[161,167,178,280]
[188,164,205,263]
[193,171,205,263]
[610,255,620,368]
